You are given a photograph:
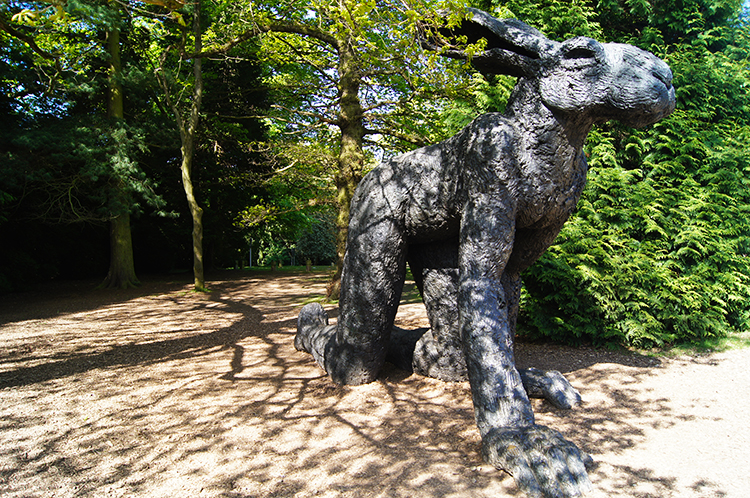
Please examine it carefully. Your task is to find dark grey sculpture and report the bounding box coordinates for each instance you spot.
[296,8,675,498]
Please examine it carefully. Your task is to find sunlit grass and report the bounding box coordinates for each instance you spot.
[630,331,750,358]
[662,331,750,356]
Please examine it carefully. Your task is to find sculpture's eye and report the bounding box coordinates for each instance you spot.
[564,47,597,60]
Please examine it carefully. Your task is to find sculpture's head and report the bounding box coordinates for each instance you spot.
[420,8,676,128]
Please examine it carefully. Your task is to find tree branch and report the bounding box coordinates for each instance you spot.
[364,126,429,147]
[0,14,57,60]
[260,21,340,51]
[270,103,339,126]
[187,18,341,60]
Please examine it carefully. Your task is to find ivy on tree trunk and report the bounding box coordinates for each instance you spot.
[329,42,365,299]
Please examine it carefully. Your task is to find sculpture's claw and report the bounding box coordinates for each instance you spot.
[520,368,582,410]
[482,425,593,498]
[295,302,330,355]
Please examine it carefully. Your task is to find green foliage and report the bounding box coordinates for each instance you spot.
[468,0,750,348]
[251,0,478,153]
[0,29,165,223]
[428,72,516,138]
[522,117,750,346]
[0,0,274,284]
[296,213,337,265]
[255,237,290,267]
[520,114,750,348]
[250,210,337,267]
[194,52,274,269]
[497,0,603,40]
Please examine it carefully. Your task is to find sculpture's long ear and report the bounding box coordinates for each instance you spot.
[419,8,556,77]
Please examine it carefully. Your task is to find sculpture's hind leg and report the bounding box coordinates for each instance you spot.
[405,240,467,381]
[389,239,581,408]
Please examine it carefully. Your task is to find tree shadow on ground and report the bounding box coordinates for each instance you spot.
[0,276,193,326]
[0,272,730,498]
[0,281,263,388]
[515,340,662,372]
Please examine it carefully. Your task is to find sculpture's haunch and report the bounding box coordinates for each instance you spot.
[296,8,675,498]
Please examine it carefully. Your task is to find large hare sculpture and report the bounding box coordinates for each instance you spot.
[296,8,675,498]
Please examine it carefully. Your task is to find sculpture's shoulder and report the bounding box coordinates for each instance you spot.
[457,112,519,158]
[466,112,517,135]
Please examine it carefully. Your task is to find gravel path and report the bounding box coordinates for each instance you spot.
[1,271,747,498]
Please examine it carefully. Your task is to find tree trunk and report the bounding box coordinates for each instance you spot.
[182,139,205,290]
[100,27,140,289]
[328,42,365,299]
[155,4,206,291]
[185,1,205,291]
[101,211,140,289]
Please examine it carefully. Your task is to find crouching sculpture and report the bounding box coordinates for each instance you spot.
[296,8,675,498]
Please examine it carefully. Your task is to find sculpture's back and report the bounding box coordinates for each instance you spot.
[295,8,675,498]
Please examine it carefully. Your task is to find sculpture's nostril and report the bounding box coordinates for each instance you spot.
[656,72,672,89]
[653,65,673,89]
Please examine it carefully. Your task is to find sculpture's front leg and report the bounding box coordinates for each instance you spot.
[505,224,583,411]
[459,196,591,497]
[458,195,533,431]
[296,165,408,386]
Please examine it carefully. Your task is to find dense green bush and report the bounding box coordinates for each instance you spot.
[479,0,750,347]
[520,120,750,347]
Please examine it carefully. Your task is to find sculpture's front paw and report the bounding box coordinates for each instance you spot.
[482,425,593,498]
[295,302,329,353]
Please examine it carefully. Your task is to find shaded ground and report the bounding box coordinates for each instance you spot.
[1,271,748,498]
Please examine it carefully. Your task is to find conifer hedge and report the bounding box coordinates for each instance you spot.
[494,0,750,346]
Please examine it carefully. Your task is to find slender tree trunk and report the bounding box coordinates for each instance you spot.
[100,27,140,289]
[155,4,206,291]
[328,42,365,299]
[181,133,205,290]
[184,1,205,290]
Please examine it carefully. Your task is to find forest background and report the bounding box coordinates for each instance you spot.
[1,0,749,349]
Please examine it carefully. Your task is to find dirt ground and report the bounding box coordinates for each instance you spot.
[1,271,748,498]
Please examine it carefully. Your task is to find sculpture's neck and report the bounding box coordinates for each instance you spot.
[504,80,593,227]
[506,80,593,163]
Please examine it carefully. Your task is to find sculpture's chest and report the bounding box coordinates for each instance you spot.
[514,153,588,229]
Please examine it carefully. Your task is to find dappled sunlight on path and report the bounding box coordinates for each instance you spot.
[0,273,511,498]
[1,271,748,497]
